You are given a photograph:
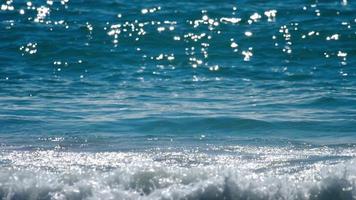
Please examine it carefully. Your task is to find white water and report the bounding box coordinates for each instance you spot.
[0,145,356,200]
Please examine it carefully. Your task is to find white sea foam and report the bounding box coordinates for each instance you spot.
[0,145,355,200]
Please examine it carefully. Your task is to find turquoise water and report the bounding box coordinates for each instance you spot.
[0,0,356,199]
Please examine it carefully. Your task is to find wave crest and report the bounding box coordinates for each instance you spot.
[0,148,355,200]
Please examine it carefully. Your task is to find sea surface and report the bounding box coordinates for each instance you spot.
[1,0,356,199]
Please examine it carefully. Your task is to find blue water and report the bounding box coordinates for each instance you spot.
[1,0,356,199]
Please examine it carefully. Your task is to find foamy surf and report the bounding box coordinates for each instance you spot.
[1,144,355,200]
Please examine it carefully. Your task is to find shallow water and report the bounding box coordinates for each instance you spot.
[0,0,356,199]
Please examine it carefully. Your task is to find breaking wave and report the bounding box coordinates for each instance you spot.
[0,145,355,200]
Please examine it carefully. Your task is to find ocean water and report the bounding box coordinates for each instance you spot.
[0,0,356,199]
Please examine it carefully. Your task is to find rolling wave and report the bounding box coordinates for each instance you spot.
[0,146,355,200]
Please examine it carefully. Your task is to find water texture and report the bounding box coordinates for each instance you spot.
[0,0,356,199]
